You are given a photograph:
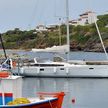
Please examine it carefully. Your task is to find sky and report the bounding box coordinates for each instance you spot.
[0,0,108,33]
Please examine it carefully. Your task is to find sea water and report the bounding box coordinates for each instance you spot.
[17,51,107,61]
[20,51,108,108]
[0,50,108,108]
[22,77,108,108]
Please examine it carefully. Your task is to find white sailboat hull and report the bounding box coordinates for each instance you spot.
[13,64,108,78]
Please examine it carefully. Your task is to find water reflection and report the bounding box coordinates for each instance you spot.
[22,78,108,108]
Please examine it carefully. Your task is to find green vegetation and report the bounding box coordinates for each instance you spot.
[1,14,108,52]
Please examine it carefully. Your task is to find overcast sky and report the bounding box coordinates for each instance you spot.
[0,0,108,33]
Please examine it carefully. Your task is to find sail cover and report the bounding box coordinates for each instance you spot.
[32,45,69,53]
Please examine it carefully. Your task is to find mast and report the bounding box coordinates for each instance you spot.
[94,17,108,60]
[66,0,70,60]
[0,34,7,59]
[59,18,62,46]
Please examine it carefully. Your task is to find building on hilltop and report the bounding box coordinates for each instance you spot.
[46,25,58,32]
[69,20,78,26]
[36,25,48,32]
[79,11,97,25]
[106,24,108,28]
[104,11,108,15]
[70,11,97,26]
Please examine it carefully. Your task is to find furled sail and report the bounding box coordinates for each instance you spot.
[32,44,69,53]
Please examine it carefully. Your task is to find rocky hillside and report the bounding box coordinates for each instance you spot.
[1,14,108,52]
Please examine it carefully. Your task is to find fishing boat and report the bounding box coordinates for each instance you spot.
[0,71,65,108]
[0,34,17,71]
[0,92,65,108]
[0,58,15,71]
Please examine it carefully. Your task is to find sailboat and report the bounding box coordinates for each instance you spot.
[13,0,108,77]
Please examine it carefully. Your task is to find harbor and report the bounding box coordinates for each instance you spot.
[11,51,108,108]
[0,0,108,107]
[0,50,108,108]
[12,52,108,108]
[22,77,108,108]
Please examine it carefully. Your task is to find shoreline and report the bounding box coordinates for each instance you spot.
[0,48,106,53]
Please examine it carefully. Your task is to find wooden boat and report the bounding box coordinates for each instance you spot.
[0,72,65,108]
[0,92,65,108]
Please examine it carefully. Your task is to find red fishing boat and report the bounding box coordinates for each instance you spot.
[0,92,65,108]
[0,72,65,108]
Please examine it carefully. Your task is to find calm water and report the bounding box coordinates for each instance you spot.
[21,51,108,108]
[17,51,107,61]
[0,49,107,60]
[1,50,108,108]
[22,78,108,108]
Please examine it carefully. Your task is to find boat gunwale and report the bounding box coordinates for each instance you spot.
[0,98,58,108]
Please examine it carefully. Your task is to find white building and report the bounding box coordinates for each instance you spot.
[104,11,108,15]
[69,20,78,26]
[79,11,97,25]
[106,24,108,28]
[36,25,48,32]
[70,11,97,26]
